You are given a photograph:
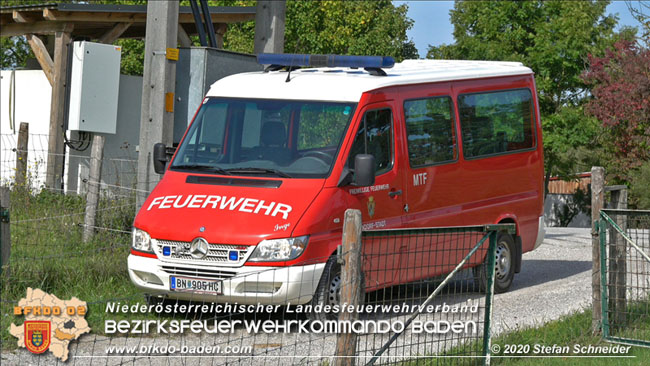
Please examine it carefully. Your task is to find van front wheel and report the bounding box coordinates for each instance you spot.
[307,256,341,321]
[473,232,515,293]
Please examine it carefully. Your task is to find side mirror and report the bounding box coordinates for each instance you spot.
[354,154,375,187]
[153,143,167,174]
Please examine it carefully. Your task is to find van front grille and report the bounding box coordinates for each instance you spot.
[154,239,252,264]
[160,265,237,281]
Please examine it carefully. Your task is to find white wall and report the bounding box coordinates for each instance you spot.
[0,70,142,196]
[1,70,52,188]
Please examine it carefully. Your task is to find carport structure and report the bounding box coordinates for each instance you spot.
[0,2,256,189]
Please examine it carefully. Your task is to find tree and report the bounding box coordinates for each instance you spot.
[0,36,32,69]
[626,0,650,44]
[226,1,416,60]
[582,39,650,183]
[426,1,618,193]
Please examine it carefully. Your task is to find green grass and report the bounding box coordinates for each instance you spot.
[488,308,650,365]
[1,188,148,347]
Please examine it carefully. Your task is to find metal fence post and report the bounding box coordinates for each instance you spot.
[599,217,610,339]
[482,230,498,366]
[1,187,10,275]
[83,135,105,243]
[15,122,29,189]
[591,166,605,334]
[335,209,363,366]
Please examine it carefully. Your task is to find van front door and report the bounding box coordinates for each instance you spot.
[343,102,406,290]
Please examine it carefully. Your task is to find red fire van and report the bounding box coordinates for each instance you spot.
[128,55,545,307]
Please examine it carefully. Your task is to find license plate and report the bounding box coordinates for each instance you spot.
[170,276,222,295]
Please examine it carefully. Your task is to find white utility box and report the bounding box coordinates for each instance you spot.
[67,41,121,134]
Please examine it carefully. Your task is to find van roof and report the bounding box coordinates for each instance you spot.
[206,59,534,102]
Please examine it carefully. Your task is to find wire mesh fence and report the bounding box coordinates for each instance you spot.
[0,136,512,364]
[599,209,650,348]
[1,183,510,366]
[1,132,139,197]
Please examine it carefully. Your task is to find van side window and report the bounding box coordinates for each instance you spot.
[348,108,393,175]
[404,96,456,167]
[458,89,535,158]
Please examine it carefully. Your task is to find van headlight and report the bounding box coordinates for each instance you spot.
[248,236,309,262]
[132,228,153,253]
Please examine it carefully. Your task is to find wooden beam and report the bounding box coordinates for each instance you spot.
[0,21,72,37]
[26,34,54,86]
[45,30,72,190]
[98,22,132,44]
[41,8,252,24]
[177,24,192,47]
[43,9,146,23]
[178,12,254,24]
[12,11,34,23]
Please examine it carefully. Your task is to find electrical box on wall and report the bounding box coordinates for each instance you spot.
[67,41,121,134]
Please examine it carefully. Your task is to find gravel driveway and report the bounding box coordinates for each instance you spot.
[2,227,594,365]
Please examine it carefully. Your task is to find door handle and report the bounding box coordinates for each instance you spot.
[388,189,402,198]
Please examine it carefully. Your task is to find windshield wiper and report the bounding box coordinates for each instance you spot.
[225,167,292,178]
[171,164,231,175]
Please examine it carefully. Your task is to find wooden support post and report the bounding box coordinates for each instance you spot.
[15,122,29,189]
[608,188,628,330]
[177,24,192,47]
[254,0,285,54]
[0,188,10,275]
[335,209,363,366]
[45,28,72,190]
[591,166,605,334]
[214,23,227,49]
[136,1,179,209]
[83,135,105,243]
[98,22,132,44]
[26,34,54,86]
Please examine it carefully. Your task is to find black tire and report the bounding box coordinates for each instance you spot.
[307,256,341,321]
[473,232,516,293]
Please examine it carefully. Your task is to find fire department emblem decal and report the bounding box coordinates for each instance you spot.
[25,321,51,354]
[367,196,376,218]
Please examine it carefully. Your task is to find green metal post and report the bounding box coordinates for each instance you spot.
[599,216,610,338]
[482,230,497,366]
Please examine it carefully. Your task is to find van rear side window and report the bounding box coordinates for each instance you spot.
[458,89,535,159]
[404,96,456,167]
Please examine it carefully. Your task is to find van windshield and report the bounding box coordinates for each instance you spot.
[171,98,356,178]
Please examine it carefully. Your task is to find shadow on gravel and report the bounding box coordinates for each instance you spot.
[511,259,592,290]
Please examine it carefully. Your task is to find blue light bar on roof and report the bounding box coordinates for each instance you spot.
[257,53,395,69]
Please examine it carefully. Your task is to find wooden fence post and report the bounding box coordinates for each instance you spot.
[591,166,605,334]
[1,187,10,275]
[607,187,628,330]
[83,135,105,243]
[335,209,363,366]
[15,122,29,188]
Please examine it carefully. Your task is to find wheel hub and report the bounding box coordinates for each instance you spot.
[328,273,341,306]
[494,241,511,280]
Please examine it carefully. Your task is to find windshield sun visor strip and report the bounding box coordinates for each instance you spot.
[186,175,282,188]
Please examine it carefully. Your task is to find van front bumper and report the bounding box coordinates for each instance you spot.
[128,255,326,305]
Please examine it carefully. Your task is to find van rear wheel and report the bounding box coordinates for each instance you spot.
[473,232,515,293]
[307,256,341,321]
